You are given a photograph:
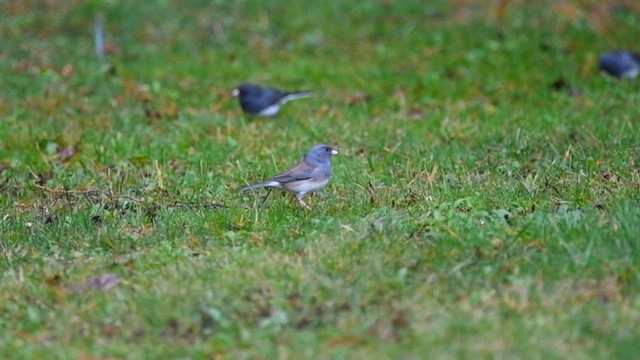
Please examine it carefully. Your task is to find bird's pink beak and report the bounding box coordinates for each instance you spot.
[231,88,240,97]
[330,149,339,155]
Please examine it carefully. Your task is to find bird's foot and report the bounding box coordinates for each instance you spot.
[297,198,312,211]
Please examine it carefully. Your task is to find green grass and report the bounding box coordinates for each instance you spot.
[1,0,640,358]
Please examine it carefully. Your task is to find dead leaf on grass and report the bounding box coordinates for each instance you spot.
[56,145,78,163]
[85,273,120,291]
[347,91,372,106]
[61,64,74,78]
[326,335,363,347]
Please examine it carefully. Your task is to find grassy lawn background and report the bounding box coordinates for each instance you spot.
[1,0,639,358]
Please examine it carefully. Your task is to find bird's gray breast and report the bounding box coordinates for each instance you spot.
[320,162,331,178]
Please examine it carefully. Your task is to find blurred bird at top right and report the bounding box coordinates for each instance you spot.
[598,50,640,80]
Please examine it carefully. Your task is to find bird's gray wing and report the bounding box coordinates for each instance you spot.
[269,162,315,183]
[237,162,315,192]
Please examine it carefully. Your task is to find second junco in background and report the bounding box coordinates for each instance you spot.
[232,83,315,117]
[598,51,640,80]
[237,144,338,210]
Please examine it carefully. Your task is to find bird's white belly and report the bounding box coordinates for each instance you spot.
[622,67,640,79]
[285,178,329,195]
[258,104,282,117]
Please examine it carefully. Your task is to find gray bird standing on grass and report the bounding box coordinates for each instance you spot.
[237,144,339,210]
[232,83,315,117]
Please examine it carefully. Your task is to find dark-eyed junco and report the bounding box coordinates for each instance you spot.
[237,144,338,210]
[598,51,640,79]
[231,83,315,117]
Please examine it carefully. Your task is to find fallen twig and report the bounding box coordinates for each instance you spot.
[33,184,142,203]
[31,184,224,210]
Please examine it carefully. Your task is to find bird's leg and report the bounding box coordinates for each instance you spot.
[296,194,312,210]
[297,198,312,210]
[260,188,272,207]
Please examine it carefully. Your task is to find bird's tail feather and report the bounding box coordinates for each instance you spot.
[236,181,281,192]
[281,91,315,103]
